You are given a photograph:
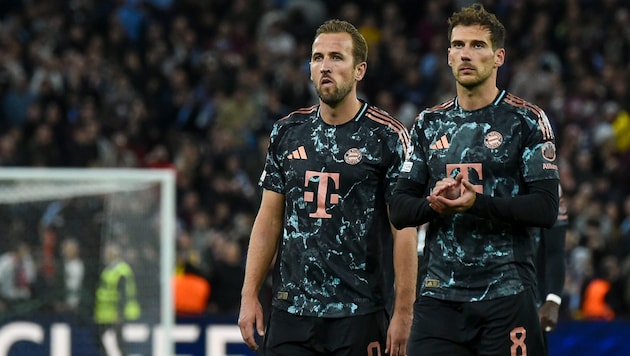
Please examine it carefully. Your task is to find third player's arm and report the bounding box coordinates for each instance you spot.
[538,222,567,331]
[543,223,567,300]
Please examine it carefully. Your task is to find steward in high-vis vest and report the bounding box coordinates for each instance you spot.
[94,244,141,355]
[94,259,141,324]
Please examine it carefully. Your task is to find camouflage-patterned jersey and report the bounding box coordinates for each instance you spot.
[400,90,559,302]
[259,100,410,317]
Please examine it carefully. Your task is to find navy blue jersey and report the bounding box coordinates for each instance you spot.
[400,90,559,302]
[259,101,410,317]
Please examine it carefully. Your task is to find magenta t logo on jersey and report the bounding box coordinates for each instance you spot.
[303,171,340,218]
[446,163,484,193]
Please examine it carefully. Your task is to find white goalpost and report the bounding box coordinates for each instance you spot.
[0,168,176,356]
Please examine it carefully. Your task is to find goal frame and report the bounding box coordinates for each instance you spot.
[0,167,177,355]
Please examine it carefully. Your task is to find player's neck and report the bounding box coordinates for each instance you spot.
[319,96,363,126]
[456,84,500,111]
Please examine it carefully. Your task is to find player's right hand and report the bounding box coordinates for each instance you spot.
[237,296,265,350]
[428,173,476,215]
[432,176,461,200]
[538,300,560,333]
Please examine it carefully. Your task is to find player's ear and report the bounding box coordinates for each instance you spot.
[494,48,505,67]
[355,62,367,81]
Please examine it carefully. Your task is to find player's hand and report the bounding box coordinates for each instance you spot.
[538,300,560,333]
[386,311,412,356]
[432,176,461,200]
[427,173,476,215]
[237,296,265,350]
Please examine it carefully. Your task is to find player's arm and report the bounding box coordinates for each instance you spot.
[538,186,568,332]
[539,212,567,332]
[464,110,560,228]
[389,178,437,230]
[543,223,566,301]
[386,221,418,356]
[238,189,284,351]
[467,179,559,228]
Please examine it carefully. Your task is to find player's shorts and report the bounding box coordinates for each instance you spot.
[263,307,388,356]
[408,288,546,356]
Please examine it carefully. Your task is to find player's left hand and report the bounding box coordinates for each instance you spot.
[427,173,476,215]
[432,176,461,200]
[538,300,560,333]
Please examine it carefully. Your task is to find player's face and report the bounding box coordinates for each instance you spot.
[310,32,365,107]
[447,25,504,88]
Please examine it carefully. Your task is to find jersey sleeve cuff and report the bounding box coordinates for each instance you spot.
[546,293,562,305]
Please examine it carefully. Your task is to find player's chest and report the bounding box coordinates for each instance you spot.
[278,124,387,181]
[425,113,523,165]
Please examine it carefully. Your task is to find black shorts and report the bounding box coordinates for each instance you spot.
[263,308,388,356]
[408,288,546,356]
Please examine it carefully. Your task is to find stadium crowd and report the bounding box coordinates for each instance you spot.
[1,0,630,321]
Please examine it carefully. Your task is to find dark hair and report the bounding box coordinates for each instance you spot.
[448,3,506,50]
[315,19,368,66]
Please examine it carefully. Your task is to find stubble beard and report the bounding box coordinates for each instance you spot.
[455,72,483,89]
[454,66,492,90]
[316,81,354,107]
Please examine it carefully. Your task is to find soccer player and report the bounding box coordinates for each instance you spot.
[389,3,560,355]
[238,19,418,356]
[536,184,568,337]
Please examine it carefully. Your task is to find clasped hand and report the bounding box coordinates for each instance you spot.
[427,173,476,215]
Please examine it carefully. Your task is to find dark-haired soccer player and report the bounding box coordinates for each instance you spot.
[536,184,568,341]
[390,3,559,355]
[238,19,417,356]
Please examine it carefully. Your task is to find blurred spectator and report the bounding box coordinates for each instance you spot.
[612,109,630,154]
[207,236,244,315]
[1,75,36,128]
[0,130,23,165]
[0,242,37,311]
[257,16,296,63]
[565,227,593,318]
[173,253,211,316]
[175,230,201,268]
[54,238,85,313]
[189,210,212,251]
[581,255,624,320]
[619,196,630,258]
[26,123,61,167]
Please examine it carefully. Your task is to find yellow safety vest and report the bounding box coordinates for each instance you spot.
[94,260,141,324]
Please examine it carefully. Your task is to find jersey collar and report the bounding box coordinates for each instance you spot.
[316,100,369,126]
[454,89,506,109]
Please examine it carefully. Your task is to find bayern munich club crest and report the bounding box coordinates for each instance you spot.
[541,141,557,161]
[344,148,362,165]
[484,131,503,149]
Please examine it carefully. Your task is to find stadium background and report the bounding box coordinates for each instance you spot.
[1,0,630,355]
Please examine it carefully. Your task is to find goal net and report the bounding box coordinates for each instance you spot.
[0,168,176,356]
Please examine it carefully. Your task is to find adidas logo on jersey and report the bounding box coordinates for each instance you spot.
[430,135,450,149]
[287,146,308,159]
